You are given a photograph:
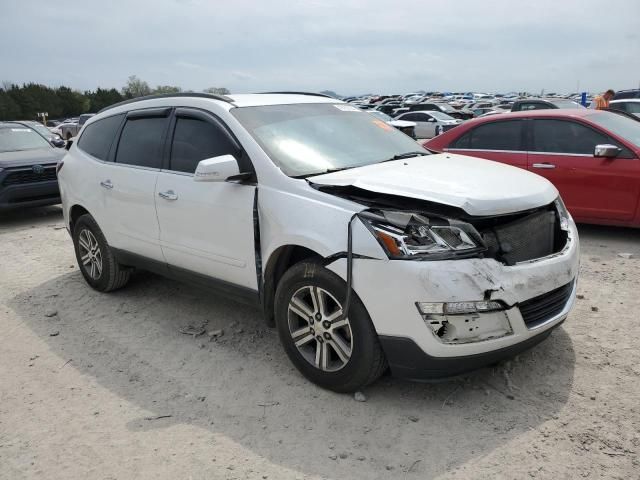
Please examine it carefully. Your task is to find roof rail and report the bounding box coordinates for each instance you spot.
[258,91,336,99]
[97,92,235,114]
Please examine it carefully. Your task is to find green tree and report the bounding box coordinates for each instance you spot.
[86,88,124,112]
[203,87,230,95]
[122,75,151,98]
[154,85,182,94]
[0,88,22,120]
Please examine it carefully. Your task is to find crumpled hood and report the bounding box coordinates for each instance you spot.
[309,153,559,216]
[0,148,64,169]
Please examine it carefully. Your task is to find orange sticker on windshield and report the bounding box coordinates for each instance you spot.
[372,119,393,131]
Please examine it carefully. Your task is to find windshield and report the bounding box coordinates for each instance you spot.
[615,102,640,114]
[371,111,393,121]
[25,122,52,138]
[232,103,427,177]
[585,111,640,147]
[0,126,51,152]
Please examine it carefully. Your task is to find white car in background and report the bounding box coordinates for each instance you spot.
[395,110,462,138]
[609,99,640,118]
[369,111,417,137]
[58,92,579,392]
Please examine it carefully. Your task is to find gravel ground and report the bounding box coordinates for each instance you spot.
[1,206,639,480]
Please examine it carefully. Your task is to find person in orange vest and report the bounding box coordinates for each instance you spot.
[592,89,615,109]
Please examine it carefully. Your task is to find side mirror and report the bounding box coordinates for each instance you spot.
[194,154,242,182]
[594,144,621,158]
[427,118,436,122]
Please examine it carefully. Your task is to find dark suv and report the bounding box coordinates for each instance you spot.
[612,89,640,100]
[0,122,64,210]
[511,99,583,111]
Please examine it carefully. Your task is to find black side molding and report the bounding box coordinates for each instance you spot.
[112,248,261,308]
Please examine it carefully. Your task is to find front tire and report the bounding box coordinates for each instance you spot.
[72,214,130,292]
[274,261,387,392]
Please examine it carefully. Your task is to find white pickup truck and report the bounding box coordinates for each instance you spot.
[59,113,95,140]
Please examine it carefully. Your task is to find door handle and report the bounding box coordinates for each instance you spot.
[100,180,113,189]
[158,190,178,201]
[532,163,556,169]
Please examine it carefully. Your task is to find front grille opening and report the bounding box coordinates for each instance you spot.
[2,167,57,186]
[519,281,574,329]
[471,203,568,265]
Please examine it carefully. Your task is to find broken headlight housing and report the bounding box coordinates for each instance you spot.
[360,210,486,260]
[554,196,570,231]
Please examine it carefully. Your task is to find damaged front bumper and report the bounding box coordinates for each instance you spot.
[327,220,579,380]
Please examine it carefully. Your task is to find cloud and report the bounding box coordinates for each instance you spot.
[0,0,638,94]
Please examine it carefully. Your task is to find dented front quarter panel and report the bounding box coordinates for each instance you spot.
[327,218,580,358]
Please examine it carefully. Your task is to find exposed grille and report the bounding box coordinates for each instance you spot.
[2,167,57,186]
[482,210,557,264]
[519,281,574,329]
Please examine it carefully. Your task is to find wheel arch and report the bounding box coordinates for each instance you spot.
[262,244,323,327]
[68,204,91,232]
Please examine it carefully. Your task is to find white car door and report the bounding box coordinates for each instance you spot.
[154,108,258,291]
[412,112,437,138]
[97,109,168,261]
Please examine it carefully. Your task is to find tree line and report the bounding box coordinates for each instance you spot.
[0,76,230,121]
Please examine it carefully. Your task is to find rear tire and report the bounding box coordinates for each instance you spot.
[72,214,130,292]
[274,261,387,392]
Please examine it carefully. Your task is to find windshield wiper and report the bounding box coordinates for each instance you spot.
[293,165,361,179]
[379,151,428,163]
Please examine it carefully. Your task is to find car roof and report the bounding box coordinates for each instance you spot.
[98,92,339,115]
[610,99,640,103]
[474,108,601,121]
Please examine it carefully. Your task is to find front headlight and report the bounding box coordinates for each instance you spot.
[360,210,486,260]
[554,197,570,231]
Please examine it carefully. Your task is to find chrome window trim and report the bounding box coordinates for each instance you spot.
[527,151,592,157]
[446,148,526,154]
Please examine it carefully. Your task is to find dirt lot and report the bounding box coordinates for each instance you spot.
[1,206,639,480]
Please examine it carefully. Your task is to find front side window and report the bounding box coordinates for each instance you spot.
[451,121,522,150]
[531,119,609,154]
[115,116,167,168]
[232,103,427,177]
[170,117,238,173]
[77,114,124,161]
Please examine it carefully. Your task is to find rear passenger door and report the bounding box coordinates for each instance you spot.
[98,108,169,261]
[446,120,527,169]
[155,108,258,290]
[527,119,639,221]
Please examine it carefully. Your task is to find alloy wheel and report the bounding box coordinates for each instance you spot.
[287,286,353,372]
[78,229,103,280]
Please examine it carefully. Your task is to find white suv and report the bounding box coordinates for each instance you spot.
[58,93,579,392]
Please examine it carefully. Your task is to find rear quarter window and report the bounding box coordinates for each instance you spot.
[76,114,124,161]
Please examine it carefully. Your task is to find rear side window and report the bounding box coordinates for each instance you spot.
[169,117,238,173]
[451,121,522,150]
[115,117,168,168]
[77,114,123,161]
[531,120,609,154]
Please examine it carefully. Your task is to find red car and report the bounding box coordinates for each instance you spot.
[425,109,640,227]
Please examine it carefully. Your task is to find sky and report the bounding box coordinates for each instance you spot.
[1,0,639,95]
